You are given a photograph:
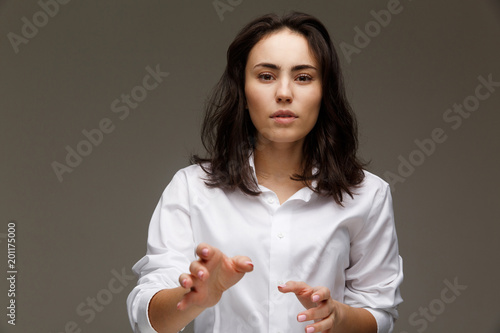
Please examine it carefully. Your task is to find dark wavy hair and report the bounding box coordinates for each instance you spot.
[191,11,365,205]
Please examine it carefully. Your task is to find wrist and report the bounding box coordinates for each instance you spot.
[332,302,377,333]
[335,301,350,329]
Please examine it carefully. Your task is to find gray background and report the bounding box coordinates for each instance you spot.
[1,0,499,332]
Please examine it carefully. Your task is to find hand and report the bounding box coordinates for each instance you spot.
[176,243,254,311]
[278,281,346,333]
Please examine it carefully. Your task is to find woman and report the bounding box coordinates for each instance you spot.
[127,11,403,333]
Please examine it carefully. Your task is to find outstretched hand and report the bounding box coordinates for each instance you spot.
[279,281,346,333]
[177,243,254,311]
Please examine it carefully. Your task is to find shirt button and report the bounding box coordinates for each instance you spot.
[267,197,275,204]
[277,232,284,239]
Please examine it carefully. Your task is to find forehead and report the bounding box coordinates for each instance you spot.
[246,29,318,68]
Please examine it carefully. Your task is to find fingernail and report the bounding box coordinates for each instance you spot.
[297,314,306,322]
[278,284,287,288]
[198,271,204,279]
[306,327,315,333]
[181,279,187,287]
[245,261,254,267]
[312,294,320,302]
[202,248,209,256]
[176,302,182,310]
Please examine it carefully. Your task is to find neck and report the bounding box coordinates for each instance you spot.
[253,141,305,184]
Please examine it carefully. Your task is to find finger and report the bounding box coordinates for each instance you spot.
[231,255,254,273]
[277,280,310,294]
[189,260,209,281]
[178,273,193,289]
[304,315,334,333]
[310,286,331,303]
[195,243,215,261]
[297,301,332,323]
[176,294,190,311]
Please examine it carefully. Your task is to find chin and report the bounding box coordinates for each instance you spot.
[262,136,306,146]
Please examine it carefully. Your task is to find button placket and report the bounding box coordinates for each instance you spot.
[268,205,293,331]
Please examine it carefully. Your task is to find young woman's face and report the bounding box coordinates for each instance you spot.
[244,29,322,147]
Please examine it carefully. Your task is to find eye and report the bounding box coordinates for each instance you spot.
[258,72,275,81]
[296,74,313,82]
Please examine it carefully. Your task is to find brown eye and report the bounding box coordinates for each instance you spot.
[258,73,274,81]
[296,74,312,82]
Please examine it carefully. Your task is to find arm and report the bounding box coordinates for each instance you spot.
[148,243,254,333]
[336,306,377,333]
[127,169,208,332]
[127,169,255,332]
[343,180,403,332]
[148,287,205,333]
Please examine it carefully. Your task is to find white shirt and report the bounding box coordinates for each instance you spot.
[127,152,403,333]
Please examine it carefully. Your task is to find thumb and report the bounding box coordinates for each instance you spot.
[277,280,309,294]
[231,255,254,273]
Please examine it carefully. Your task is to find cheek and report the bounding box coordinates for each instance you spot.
[245,89,263,128]
[245,83,267,110]
[306,90,322,117]
[245,85,272,130]
[311,88,323,109]
[303,92,322,129]
[244,88,256,109]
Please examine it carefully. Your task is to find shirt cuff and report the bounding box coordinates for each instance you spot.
[364,308,394,333]
[136,289,162,333]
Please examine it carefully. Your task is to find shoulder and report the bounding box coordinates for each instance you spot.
[158,162,214,203]
[346,171,395,238]
[360,170,390,194]
[166,162,220,196]
[341,170,391,208]
[169,162,211,187]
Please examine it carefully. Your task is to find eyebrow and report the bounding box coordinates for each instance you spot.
[253,62,318,71]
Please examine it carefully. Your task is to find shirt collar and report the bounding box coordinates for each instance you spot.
[248,150,317,203]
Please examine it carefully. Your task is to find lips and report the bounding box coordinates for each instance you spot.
[270,110,298,125]
[270,110,298,118]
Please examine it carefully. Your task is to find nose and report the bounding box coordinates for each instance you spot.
[275,79,293,103]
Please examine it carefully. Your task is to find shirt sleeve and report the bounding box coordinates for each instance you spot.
[126,170,195,333]
[344,181,404,333]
